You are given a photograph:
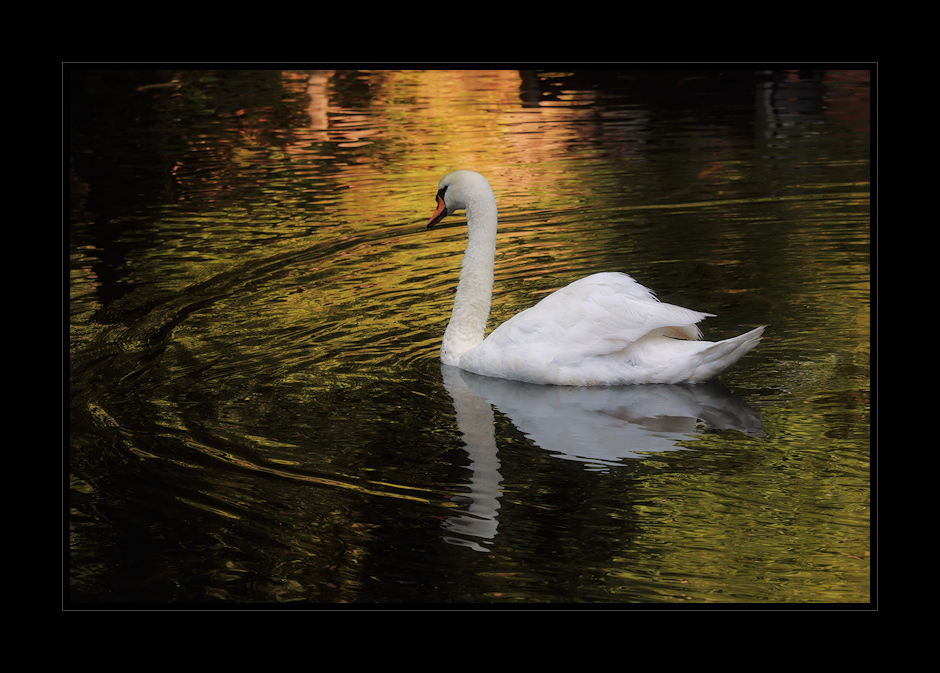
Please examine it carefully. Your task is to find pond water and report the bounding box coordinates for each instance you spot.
[68,69,872,605]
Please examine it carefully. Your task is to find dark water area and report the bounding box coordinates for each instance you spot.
[68,68,872,605]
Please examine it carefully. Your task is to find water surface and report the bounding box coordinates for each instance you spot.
[68,69,871,604]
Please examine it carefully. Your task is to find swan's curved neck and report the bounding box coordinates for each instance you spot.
[441,192,498,365]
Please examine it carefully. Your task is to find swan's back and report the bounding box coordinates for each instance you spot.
[461,272,728,385]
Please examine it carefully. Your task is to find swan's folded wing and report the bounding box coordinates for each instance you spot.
[482,272,714,367]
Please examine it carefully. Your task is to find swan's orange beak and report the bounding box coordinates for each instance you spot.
[426,194,448,229]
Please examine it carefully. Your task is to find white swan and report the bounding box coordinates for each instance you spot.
[425,170,764,386]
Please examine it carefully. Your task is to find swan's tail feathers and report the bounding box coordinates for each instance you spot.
[695,326,765,381]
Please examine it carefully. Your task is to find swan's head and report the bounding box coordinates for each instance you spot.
[425,170,493,229]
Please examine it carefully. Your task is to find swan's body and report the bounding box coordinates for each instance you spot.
[425,170,764,386]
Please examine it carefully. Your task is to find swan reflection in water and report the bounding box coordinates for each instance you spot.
[439,364,764,552]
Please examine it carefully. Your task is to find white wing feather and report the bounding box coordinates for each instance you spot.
[465,272,714,378]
